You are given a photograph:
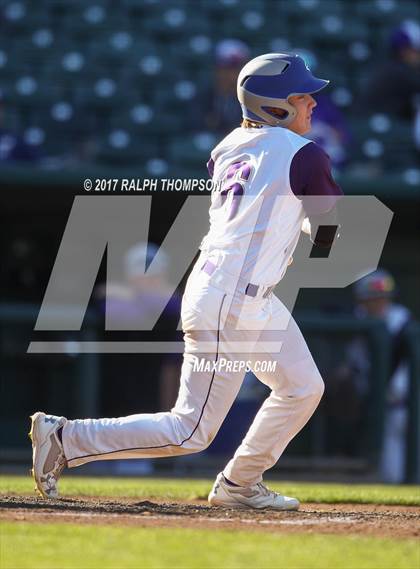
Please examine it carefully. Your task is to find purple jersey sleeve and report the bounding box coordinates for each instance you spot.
[290,142,343,215]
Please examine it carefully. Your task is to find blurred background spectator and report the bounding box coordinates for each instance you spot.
[294,49,352,170]
[306,92,352,170]
[355,18,420,176]
[200,38,250,134]
[325,270,412,483]
[361,19,420,121]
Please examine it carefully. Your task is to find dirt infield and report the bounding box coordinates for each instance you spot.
[1,496,419,539]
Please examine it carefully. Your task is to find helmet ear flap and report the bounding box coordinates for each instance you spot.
[241,92,298,126]
[262,100,297,126]
[282,99,299,125]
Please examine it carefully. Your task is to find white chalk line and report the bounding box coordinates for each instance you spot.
[7,510,357,526]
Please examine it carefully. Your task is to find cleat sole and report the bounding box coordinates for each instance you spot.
[28,413,49,499]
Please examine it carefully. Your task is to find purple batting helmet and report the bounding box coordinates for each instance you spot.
[237,53,329,127]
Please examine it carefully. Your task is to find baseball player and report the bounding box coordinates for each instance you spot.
[30,53,342,509]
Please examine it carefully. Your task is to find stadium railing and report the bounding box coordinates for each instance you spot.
[0,303,418,482]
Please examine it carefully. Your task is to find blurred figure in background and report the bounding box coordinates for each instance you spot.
[203,39,250,134]
[327,270,412,483]
[361,20,420,122]
[295,49,351,170]
[306,93,352,170]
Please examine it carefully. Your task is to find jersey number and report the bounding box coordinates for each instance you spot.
[218,161,252,221]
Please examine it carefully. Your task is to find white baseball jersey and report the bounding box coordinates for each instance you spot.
[200,126,311,286]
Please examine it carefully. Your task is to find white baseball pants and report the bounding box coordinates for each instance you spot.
[63,254,324,486]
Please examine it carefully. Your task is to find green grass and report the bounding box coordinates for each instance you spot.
[1,476,419,569]
[1,475,419,505]
[1,523,419,569]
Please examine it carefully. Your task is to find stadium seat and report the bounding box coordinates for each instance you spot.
[0,0,416,175]
[276,0,344,19]
[349,114,417,171]
[299,16,369,47]
[140,7,211,39]
[1,1,36,34]
[168,132,217,171]
[96,128,159,166]
[355,0,419,25]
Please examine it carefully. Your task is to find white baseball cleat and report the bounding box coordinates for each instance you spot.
[208,472,300,511]
[29,412,67,499]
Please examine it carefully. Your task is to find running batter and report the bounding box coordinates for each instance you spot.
[30,53,342,509]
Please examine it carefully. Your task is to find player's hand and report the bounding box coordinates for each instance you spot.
[301,217,311,235]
